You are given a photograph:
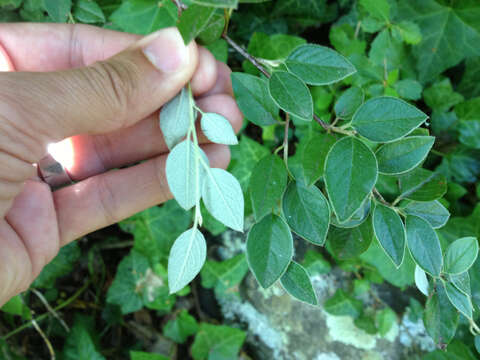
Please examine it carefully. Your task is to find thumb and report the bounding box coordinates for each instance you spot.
[0,27,197,160]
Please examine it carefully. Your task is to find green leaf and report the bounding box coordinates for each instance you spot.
[200,112,238,145]
[0,0,22,10]
[168,228,207,294]
[202,168,244,231]
[130,352,168,360]
[302,250,331,276]
[393,79,423,101]
[424,283,458,345]
[33,242,81,288]
[73,0,105,23]
[449,271,471,297]
[406,215,443,276]
[1,295,31,319]
[376,136,435,175]
[191,324,246,360]
[231,72,279,126]
[354,315,378,335]
[280,261,317,305]
[459,120,480,149]
[282,181,330,245]
[44,0,71,22]
[459,57,480,99]
[352,97,428,142]
[414,266,429,296]
[359,0,390,22]
[402,200,450,229]
[328,216,374,260]
[444,281,473,319]
[325,137,378,223]
[197,12,225,45]
[444,237,479,275]
[63,316,105,360]
[285,44,356,85]
[423,78,464,112]
[397,0,480,83]
[160,87,190,150]
[166,140,208,210]
[334,86,364,120]
[300,134,336,186]
[201,254,249,293]
[375,307,397,336]
[193,0,238,8]
[109,0,177,35]
[246,214,293,288]
[373,203,406,267]
[394,21,422,45]
[178,4,217,44]
[324,289,363,318]
[331,198,371,229]
[475,336,480,355]
[398,168,447,202]
[163,310,199,344]
[249,155,288,221]
[268,71,313,120]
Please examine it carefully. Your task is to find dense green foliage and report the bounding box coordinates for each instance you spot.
[2,0,480,359]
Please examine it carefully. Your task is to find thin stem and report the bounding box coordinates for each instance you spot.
[431,149,447,157]
[188,85,202,228]
[283,113,294,179]
[373,188,390,207]
[31,289,69,333]
[31,319,56,360]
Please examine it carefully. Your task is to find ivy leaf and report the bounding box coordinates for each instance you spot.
[280,261,317,305]
[414,265,429,296]
[376,136,435,175]
[324,289,363,318]
[444,237,479,275]
[193,0,238,8]
[359,0,390,22]
[130,352,168,360]
[424,78,464,112]
[63,316,105,360]
[406,215,443,277]
[393,79,423,101]
[302,250,331,276]
[352,97,428,142]
[268,71,313,121]
[246,214,293,288]
[200,112,238,145]
[282,181,330,245]
[398,168,447,202]
[44,0,71,22]
[444,281,473,319]
[285,44,356,85]
[376,307,397,337]
[73,0,105,23]
[178,4,217,44]
[248,155,288,221]
[325,137,378,223]
[424,283,458,345]
[202,168,244,231]
[231,72,279,126]
[168,228,207,294]
[458,120,480,149]
[191,324,246,360]
[110,0,177,35]
[163,310,199,344]
[328,216,374,259]
[166,140,208,211]
[160,87,190,150]
[200,254,249,294]
[458,57,480,99]
[300,134,336,186]
[402,200,450,229]
[334,86,364,120]
[373,203,406,267]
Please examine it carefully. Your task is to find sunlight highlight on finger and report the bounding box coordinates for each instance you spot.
[47,138,75,172]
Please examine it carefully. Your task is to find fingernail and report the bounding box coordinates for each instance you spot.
[142,28,189,73]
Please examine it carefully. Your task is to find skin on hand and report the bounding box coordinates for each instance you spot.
[0,24,243,307]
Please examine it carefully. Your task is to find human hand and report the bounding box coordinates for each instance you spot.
[0,24,242,306]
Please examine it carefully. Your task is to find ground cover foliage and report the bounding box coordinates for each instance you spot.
[2,0,480,359]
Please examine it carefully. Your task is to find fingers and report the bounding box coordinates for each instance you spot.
[54,143,230,245]
[63,94,242,181]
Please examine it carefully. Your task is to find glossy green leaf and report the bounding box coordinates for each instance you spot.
[459,120,480,149]
[352,97,428,142]
[328,217,374,260]
[285,44,356,85]
[282,181,330,245]
[424,283,458,345]
[231,72,279,126]
[44,0,71,22]
[300,134,336,186]
[444,237,479,275]
[1,295,31,319]
[246,214,293,288]
[202,168,244,232]
[163,310,199,344]
[325,137,378,222]
[178,4,217,44]
[402,200,450,229]
[398,168,447,202]
[414,265,429,296]
[166,140,208,210]
[160,87,190,150]
[331,198,371,229]
[280,261,318,305]
[359,0,390,21]
[200,112,238,145]
[110,0,177,35]
[334,86,364,120]
[249,155,288,221]
[444,281,473,319]
[193,0,238,8]
[191,324,245,360]
[449,271,471,297]
[376,136,435,175]
[324,289,363,318]
[73,0,105,23]
[406,215,443,276]
[393,79,422,100]
[268,71,313,120]
[373,204,406,267]
[168,228,207,294]
[201,254,249,294]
